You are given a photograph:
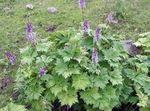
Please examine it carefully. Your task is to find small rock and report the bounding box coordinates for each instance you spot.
[123,39,140,56]
[26,4,34,10]
[3,7,10,11]
[47,7,58,13]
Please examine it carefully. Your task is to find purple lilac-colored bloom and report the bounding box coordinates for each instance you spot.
[94,27,101,44]
[83,20,90,32]
[39,68,46,77]
[27,22,33,33]
[107,13,118,24]
[5,51,16,65]
[26,22,36,44]
[92,48,98,64]
[79,0,86,9]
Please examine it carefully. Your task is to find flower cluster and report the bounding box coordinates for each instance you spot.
[83,20,90,32]
[26,22,36,44]
[94,27,101,44]
[79,0,86,9]
[79,0,100,64]
[5,51,16,65]
[92,48,98,64]
[107,12,118,24]
[39,68,46,77]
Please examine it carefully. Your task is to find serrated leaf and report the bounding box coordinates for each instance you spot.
[137,92,148,107]
[46,75,68,96]
[72,74,90,90]
[103,48,121,62]
[45,90,55,101]
[81,88,101,105]
[25,85,45,101]
[57,88,78,106]
[55,59,80,78]
[109,69,123,85]
[20,47,37,64]
[94,75,109,89]
[36,42,52,52]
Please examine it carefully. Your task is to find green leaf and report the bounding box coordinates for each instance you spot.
[103,48,121,62]
[31,100,45,111]
[109,69,123,85]
[72,74,90,90]
[123,69,137,80]
[46,75,68,96]
[135,63,149,73]
[81,88,101,105]
[20,47,37,64]
[25,84,45,101]
[55,59,80,78]
[54,59,68,77]
[98,86,119,110]
[0,102,26,111]
[137,92,148,107]
[93,73,109,89]
[57,88,78,106]
[45,90,55,101]
[36,42,52,52]
[140,107,150,111]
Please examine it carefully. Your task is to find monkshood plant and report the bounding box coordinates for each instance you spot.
[14,28,150,111]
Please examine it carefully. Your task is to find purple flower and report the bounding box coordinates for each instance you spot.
[92,48,98,64]
[39,68,46,77]
[27,22,33,33]
[26,22,36,44]
[94,27,101,44]
[5,51,16,65]
[79,0,86,9]
[83,20,90,32]
[107,13,118,24]
[47,7,58,13]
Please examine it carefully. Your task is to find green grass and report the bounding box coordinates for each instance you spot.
[0,0,150,50]
[0,0,150,108]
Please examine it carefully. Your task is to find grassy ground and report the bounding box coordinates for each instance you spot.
[0,0,150,108]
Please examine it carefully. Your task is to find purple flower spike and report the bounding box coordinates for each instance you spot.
[83,20,90,32]
[26,22,36,44]
[27,22,33,33]
[5,51,16,65]
[107,13,118,24]
[94,27,101,44]
[79,0,86,9]
[39,68,46,77]
[92,48,98,64]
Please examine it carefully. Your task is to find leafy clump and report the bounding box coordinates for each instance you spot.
[135,32,150,56]
[0,102,26,111]
[14,29,150,111]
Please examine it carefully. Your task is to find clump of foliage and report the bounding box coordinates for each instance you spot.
[13,28,150,111]
[0,102,26,111]
[135,32,150,56]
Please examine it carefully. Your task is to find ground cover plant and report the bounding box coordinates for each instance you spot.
[0,0,150,111]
